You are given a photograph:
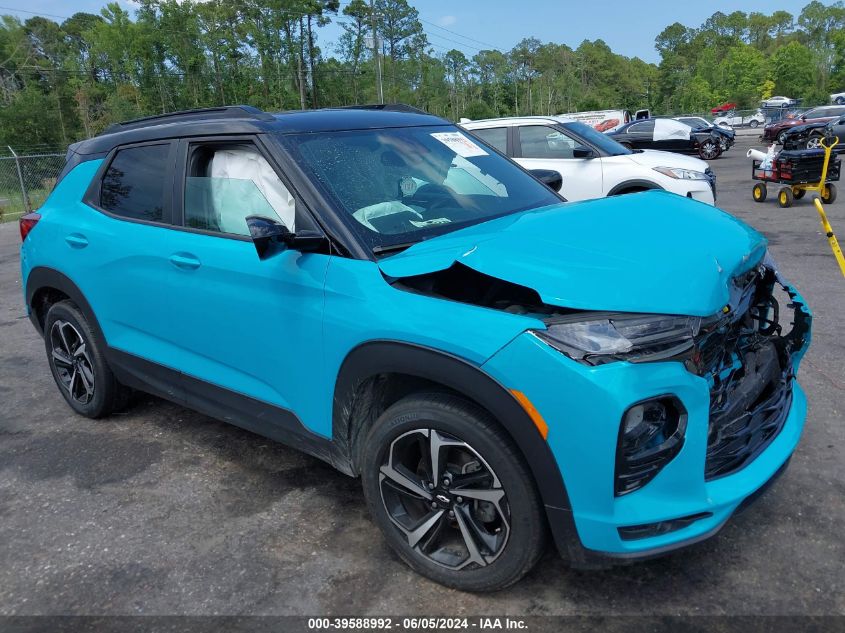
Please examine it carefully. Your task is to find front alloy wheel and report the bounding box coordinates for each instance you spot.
[379,428,510,570]
[361,393,546,591]
[50,319,95,405]
[806,134,823,150]
[699,139,720,160]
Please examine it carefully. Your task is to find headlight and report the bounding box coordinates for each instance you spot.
[652,166,709,180]
[532,313,702,365]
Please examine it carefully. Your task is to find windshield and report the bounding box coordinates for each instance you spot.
[280,126,561,252]
[560,121,631,156]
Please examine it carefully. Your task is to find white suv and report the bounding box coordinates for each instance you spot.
[460,116,715,204]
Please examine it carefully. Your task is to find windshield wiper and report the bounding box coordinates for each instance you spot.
[372,241,417,256]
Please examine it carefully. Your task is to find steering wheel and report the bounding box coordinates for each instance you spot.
[406,183,457,216]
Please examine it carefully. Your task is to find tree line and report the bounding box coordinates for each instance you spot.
[0,0,844,150]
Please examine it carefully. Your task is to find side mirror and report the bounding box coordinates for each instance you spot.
[573,147,594,159]
[246,215,327,260]
[529,169,563,193]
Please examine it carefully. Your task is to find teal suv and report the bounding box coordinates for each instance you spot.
[19,105,811,591]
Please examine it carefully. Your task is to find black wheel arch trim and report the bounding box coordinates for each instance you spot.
[606,180,662,196]
[331,339,586,562]
[25,267,106,346]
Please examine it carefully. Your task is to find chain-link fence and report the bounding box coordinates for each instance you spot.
[0,149,66,223]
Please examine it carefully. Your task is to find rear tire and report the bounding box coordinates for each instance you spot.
[793,188,806,199]
[752,183,767,202]
[750,119,760,128]
[44,300,130,418]
[361,393,546,592]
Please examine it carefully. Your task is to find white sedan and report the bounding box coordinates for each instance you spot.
[762,96,797,108]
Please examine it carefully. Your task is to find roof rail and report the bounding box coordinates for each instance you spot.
[337,103,430,115]
[103,105,274,134]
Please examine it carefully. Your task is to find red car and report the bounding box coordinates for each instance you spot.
[711,102,738,114]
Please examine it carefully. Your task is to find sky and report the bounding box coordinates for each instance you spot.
[0,0,826,64]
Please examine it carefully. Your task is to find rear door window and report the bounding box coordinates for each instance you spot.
[100,144,171,223]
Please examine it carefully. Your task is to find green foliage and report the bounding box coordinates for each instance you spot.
[1,0,845,148]
[654,3,845,113]
[770,42,815,97]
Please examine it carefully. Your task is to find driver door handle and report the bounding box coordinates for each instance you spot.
[169,253,201,270]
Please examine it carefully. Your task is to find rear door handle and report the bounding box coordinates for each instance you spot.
[65,233,88,249]
[169,253,201,270]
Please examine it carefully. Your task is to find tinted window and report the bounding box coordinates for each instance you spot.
[519,125,586,159]
[627,121,654,134]
[100,144,169,222]
[471,127,508,154]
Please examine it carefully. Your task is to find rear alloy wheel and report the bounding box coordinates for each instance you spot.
[44,300,130,418]
[50,319,95,406]
[750,119,760,128]
[362,393,545,591]
[698,139,721,160]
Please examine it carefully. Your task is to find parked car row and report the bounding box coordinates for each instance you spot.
[762,105,845,144]
[782,113,845,151]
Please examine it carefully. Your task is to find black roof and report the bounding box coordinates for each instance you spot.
[70,104,450,156]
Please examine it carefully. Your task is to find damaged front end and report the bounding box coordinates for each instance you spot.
[686,258,811,480]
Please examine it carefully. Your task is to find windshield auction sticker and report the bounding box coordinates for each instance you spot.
[430,131,489,157]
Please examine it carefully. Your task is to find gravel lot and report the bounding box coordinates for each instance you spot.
[0,133,843,617]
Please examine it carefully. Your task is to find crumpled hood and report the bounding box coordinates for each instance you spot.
[379,191,767,317]
[627,149,710,172]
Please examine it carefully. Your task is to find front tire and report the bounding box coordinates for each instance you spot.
[806,133,823,150]
[698,139,721,160]
[750,119,760,128]
[44,300,129,418]
[361,393,546,592]
[822,183,837,204]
